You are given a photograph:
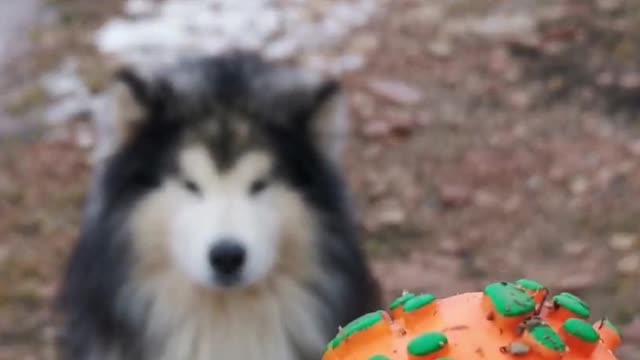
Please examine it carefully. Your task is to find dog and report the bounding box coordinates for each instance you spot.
[57,52,381,360]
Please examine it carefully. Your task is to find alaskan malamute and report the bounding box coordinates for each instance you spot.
[58,52,380,360]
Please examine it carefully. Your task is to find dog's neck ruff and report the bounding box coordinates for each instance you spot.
[121,270,329,360]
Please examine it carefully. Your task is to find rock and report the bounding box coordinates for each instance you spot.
[362,144,383,160]
[348,33,379,54]
[360,217,379,233]
[616,161,635,175]
[469,14,536,40]
[547,76,565,91]
[596,0,623,11]
[548,166,566,181]
[0,245,9,265]
[619,72,640,90]
[540,4,569,21]
[332,54,366,73]
[506,37,543,58]
[507,90,533,110]
[440,184,471,208]
[361,120,391,138]
[437,238,463,255]
[473,190,499,208]
[428,40,453,58]
[628,140,640,156]
[527,175,544,191]
[570,176,589,195]
[404,3,444,27]
[351,91,375,119]
[376,207,407,227]
[387,111,416,135]
[503,195,521,212]
[563,241,588,256]
[596,71,615,87]
[609,233,638,251]
[75,126,95,149]
[365,170,388,198]
[617,254,640,275]
[366,78,424,106]
[594,167,615,188]
[489,47,512,72]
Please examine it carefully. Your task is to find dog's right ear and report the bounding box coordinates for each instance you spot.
[110,67,155,149]
[115,68,154,108]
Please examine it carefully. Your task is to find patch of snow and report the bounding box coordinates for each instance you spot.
[96,0,383,69]
[124,0,156,17]
[41,60,87,99]
[40,60,115,161]
[41,60,93,125]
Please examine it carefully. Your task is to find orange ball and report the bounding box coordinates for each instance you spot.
[323,279,622,360]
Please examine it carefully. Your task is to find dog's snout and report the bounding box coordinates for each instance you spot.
[208,241,246,276]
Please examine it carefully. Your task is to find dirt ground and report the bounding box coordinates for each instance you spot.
[1,0,639,359]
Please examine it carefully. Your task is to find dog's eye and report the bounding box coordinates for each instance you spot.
[182,179,201,195]
[249,178,269,195]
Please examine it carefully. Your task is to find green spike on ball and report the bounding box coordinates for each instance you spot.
[390,291,416,310]
[368,355,391,360]
[331,310,385,349]
[484,282,536,317]
[408,332,449,356]
[564,318,600,343]
[404,294,436,312]
[530,324,566,352]
[553,292,590,318]
[516,278,545,292]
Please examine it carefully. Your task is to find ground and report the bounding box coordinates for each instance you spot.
[1,0,639,359]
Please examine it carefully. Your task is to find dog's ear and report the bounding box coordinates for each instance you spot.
[259,68,351,163]
[115,67,156,109]
[304,78,350,164]
[109,68,153,149]
[90,70,151,162]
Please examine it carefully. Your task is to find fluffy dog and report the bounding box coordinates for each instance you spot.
[58,52,380,360]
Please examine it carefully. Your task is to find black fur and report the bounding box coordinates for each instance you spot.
[57,52,380,359]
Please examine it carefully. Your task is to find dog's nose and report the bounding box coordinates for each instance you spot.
[208,241,246,276]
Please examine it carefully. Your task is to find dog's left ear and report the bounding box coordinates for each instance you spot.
[303,78,350,163]
[253,60,351,163]
[106,68,155,153]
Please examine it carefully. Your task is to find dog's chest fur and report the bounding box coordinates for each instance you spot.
[122,273,330,360]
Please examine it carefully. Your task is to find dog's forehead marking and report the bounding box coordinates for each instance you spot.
[178,143,272,186]
[181,113,263,172]
[179,145,218,182]
[231,151,272,181]
[213,115,261,171]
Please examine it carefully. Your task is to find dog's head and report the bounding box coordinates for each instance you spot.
[108,53,350,291]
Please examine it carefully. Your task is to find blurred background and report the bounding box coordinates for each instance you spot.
[1,0,639,358]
